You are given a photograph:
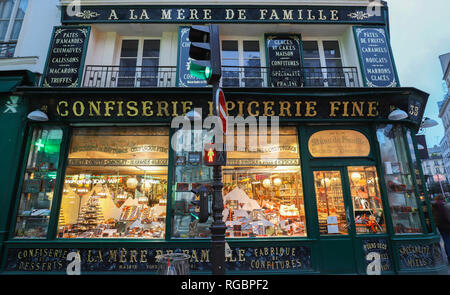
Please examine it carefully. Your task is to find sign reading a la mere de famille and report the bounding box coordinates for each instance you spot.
[41,26,90,88]
[62,6,386,24]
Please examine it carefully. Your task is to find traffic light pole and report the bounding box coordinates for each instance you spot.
[210,82,226,275]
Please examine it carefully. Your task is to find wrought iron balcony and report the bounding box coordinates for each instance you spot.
[82,65,360,88]
[0,42,16,58]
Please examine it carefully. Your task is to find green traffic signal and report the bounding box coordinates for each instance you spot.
[189,61,212,81]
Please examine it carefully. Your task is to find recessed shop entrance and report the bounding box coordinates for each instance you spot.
[311,165,385,273]
[305,126,387,274]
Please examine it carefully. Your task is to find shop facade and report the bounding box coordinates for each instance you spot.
[0,1,447,274]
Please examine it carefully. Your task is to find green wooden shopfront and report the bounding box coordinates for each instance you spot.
[0,86,446,275]
[0,3,447,275]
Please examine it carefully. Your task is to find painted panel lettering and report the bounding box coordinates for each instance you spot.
[42,26,90,88]
[354,27,398,87]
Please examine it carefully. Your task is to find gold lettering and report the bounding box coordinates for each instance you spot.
[342,101,350,117]
[157,101,170,117]
[181,101,192,115]
[238,249,245,262]
[142,101,153,116]
[104,101,115,117]
[297,9,304,20]
[109,250,118,262]
[130,250,138,263]
[295,101,302,116]
[263,101,275,116]
[367,101,379,117]
[269,10,279,20]
[116,101,124,116]
[88,101,101,116]
[57,101,69,117]
[72,101,85,117]
[140,250,148,263]
[307,10,315,20]
[279,101,292,117]
[87,250,95,263]
[305,101,317,117]
[171,101,179,116]
[120,248,127,263]
[226,101,236,113]
[247,101,260,116]
[329,101,341,117]
[351,101,365,117]
[237,101,245,116]
[208,101,214,116]
[126,101,138,117]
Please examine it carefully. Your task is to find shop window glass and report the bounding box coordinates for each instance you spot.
[118,40,138,87]
[348,166,386,234]
[406,129,432,233]
[313,171,348,235]
[57,127,169,239]
[14,126,63,238]
[223,127,305,238]
[172,129,214,238]
[172,126,306,238]
[221,40,239,87]
[376,125,423,234]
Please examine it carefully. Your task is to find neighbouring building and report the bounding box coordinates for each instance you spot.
[439,53,450,179]
[0,0,446,275]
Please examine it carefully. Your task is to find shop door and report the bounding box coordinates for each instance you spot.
[312,168,357,274]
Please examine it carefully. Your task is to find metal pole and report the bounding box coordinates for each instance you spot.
[210,82,226,275]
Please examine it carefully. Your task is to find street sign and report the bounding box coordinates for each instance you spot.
[215,88,227,134]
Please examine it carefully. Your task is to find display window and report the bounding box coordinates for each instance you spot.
[348,166,386,234]
[313,171,348,235]
[57,127,169,239]
[14,126,63,238]
[172,126,306,238]
[376,125,423,234]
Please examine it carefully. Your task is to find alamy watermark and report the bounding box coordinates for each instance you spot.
[171,108,279,153]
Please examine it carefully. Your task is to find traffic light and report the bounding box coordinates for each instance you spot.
[191,186,210,223]
[204,144,227,166]
[188,25,222,85]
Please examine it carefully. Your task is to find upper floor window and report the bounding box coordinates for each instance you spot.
[302,40,346,87]
[0,0,28,58]
[118,39,160,87]
[221,39,263,88]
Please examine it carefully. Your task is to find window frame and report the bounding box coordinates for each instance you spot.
[0,0,28,57]
[220,35,266,87]
[115,37,162,87]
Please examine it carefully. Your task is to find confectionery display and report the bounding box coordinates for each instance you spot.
[348,167,386,234]
[221,168,306,238]
[58,174,167,239]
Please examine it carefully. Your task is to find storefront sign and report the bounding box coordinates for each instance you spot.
[354,27,398,87]
[25,89,428,125]
[308,130,370,157]
[398,243,444,269]
[62,6,385,24]
[42,26,90,88]
[68,158,168,166]
[5,246,312,273]
[177,26,207,87]
[362,239,391,272]
[266,34,303,87]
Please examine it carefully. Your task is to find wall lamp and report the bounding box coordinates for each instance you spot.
[388,108,408,121]
[420,117,438,129]
[27,105,48,121]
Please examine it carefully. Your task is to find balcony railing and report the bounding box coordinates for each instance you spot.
[82,65,360,88]
[0,42,16,58]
